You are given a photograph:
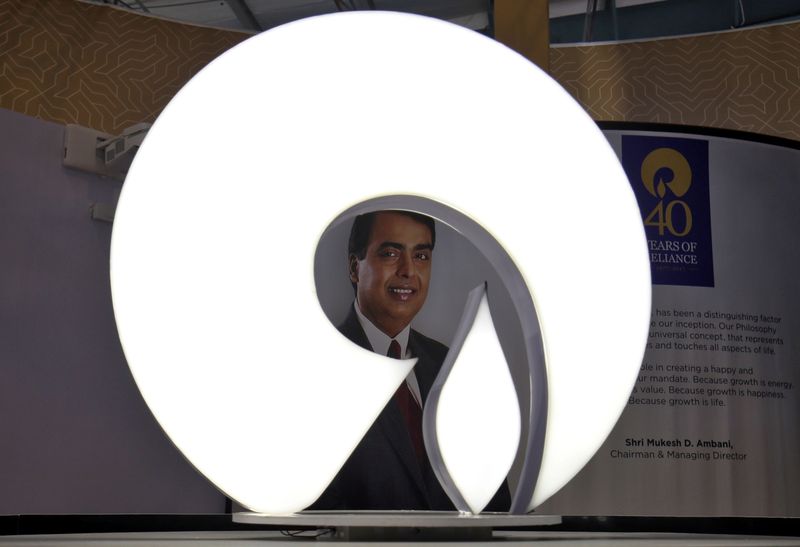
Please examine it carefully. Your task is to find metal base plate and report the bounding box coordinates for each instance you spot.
[233,512,562,541]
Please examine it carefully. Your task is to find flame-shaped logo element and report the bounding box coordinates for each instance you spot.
[641,147,692,198]
[424,284,522,514]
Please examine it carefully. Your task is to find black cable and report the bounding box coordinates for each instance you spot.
[279,528,334,538]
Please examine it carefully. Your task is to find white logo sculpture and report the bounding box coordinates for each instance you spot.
[110,12,651,515]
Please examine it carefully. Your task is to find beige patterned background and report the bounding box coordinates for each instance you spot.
[550,23,800,141]
[0,0,246,135]
[1,0,799,141]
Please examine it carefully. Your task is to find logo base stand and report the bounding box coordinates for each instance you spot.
[233,511,562,541]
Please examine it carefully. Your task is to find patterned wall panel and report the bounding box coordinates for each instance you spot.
[550,22,800,142]
[0,0,247,135]
[2,1,799,142]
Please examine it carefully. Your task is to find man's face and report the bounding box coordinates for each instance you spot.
[350,212,433,338]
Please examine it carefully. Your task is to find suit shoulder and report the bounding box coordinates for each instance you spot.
[410,329,449,361]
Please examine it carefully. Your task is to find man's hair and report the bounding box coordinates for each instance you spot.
[348,211,436,260]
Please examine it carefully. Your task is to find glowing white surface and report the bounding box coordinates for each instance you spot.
[436,294,520,514]
[110,12,650,514]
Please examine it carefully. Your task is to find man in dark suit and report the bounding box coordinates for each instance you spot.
[312,210,509,511]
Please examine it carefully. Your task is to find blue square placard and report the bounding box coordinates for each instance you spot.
[622,135,714,287]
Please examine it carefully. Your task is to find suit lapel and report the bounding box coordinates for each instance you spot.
[339,308,372,352]
[408,331,439,403]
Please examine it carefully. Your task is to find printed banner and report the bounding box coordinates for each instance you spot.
[622,136,714,287]
[537,128,800,517]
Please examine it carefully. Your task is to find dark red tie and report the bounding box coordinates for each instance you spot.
[388,340,426,465]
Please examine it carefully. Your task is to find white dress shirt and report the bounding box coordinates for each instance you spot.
[353,301,422,407]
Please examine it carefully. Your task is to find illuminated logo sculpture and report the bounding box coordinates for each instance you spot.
[110,12,651,516]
